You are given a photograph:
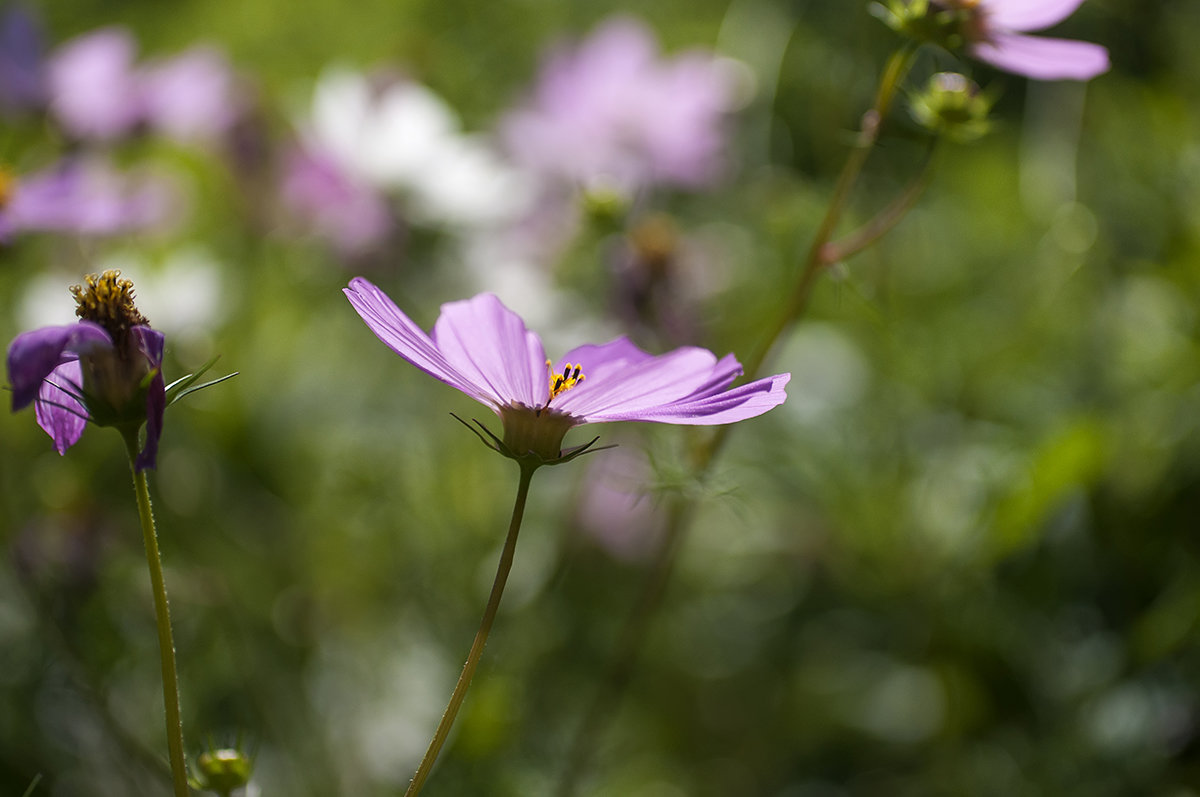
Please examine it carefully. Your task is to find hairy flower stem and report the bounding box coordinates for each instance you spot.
[124,431,190,797]
[405,461,537,797]
[556,46,920,797]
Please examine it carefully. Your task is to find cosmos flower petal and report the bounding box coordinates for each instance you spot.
[586,372,790,424]
[433,294,547,408]
[344,278,498,405]
[34,360,88,454]
[553,341,728,419]
[983,0,1088,33]
[7,321,110,410]
[972,32,1110,81]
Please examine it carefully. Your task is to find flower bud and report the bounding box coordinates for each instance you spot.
[910,71,993,142]
[191,746,253,795]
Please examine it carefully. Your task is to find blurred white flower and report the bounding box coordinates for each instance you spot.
[300,66,531,228]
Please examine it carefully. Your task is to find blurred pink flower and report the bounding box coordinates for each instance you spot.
[0,159,176,240]
[279,145,393,256]
[47,27,143,140]
[502,16,739,194]
[140,46,239,142]
[47,27,239,143]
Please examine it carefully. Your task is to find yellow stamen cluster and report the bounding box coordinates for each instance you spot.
[71,270,149,342]
[547,360,586,401]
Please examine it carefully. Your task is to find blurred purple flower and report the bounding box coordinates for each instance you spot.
[0,4,45,113]
[279,144,394,256]
[969,0,1109,80]
[0,159,176,240]
[140,46,239,142]
[47,27,143,140]
[345,278,789,462]
[502,17,738,194]
[47,26,238,143]
[6,271,165,470]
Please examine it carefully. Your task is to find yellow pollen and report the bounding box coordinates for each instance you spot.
[547,359,586,401]
[71,270,149,340]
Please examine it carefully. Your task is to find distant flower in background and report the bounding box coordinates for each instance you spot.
[279,144,394,256]
[344,278,790,463]
[0,4,45,113]
[7,271,165,470]
[47,27,142,140]
[0,159,177,240]
[295,67,528,227]
[876,0,1109,81]
[140,45,239,143]
[47,26,239,143]
[502,16,740,196]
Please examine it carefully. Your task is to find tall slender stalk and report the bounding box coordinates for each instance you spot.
[405,461,538,796]
[124,431,190,797]
[556,46,922,796]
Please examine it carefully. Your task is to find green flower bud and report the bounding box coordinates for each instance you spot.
[190,746,253,796]
[910,72,993,142]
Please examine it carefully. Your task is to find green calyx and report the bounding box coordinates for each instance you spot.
[452,409,613,471]
[910,71,995,142]
[871,0,984,52]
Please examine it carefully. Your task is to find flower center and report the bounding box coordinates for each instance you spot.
[547,360,586,401]
[71,270,149,350]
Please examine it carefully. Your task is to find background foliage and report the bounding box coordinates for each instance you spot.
[3,1,1199,795]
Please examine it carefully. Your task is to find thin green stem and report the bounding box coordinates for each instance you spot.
[405,462,538,797]
[556,46,920,796]
[124,432,190,797]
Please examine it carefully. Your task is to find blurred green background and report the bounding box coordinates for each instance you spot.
[3,1,1200,795]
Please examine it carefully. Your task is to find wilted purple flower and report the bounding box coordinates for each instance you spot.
[7,271,165,470]
[0,159,176,240]
[0,4,45,113]
[502,16,738,194]
[345,278,789,462]
[279,144,394,256]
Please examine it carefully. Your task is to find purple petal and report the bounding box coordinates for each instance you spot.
[983,0,1087,33]
[553,338,739,421]
[7,321,111,410]
[35,360,88,453]
[344,278,503,407]
[432,294,547,408]
[971,33,1110,81]
[593,372,791,425]
[132,325,165,471]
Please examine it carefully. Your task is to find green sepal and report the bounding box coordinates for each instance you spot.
[165,356,238,407]
[450,413,615,470]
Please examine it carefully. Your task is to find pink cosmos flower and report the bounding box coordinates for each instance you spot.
[967,0,1109,80]
[502,16,738,194]
[344,278,789,462]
